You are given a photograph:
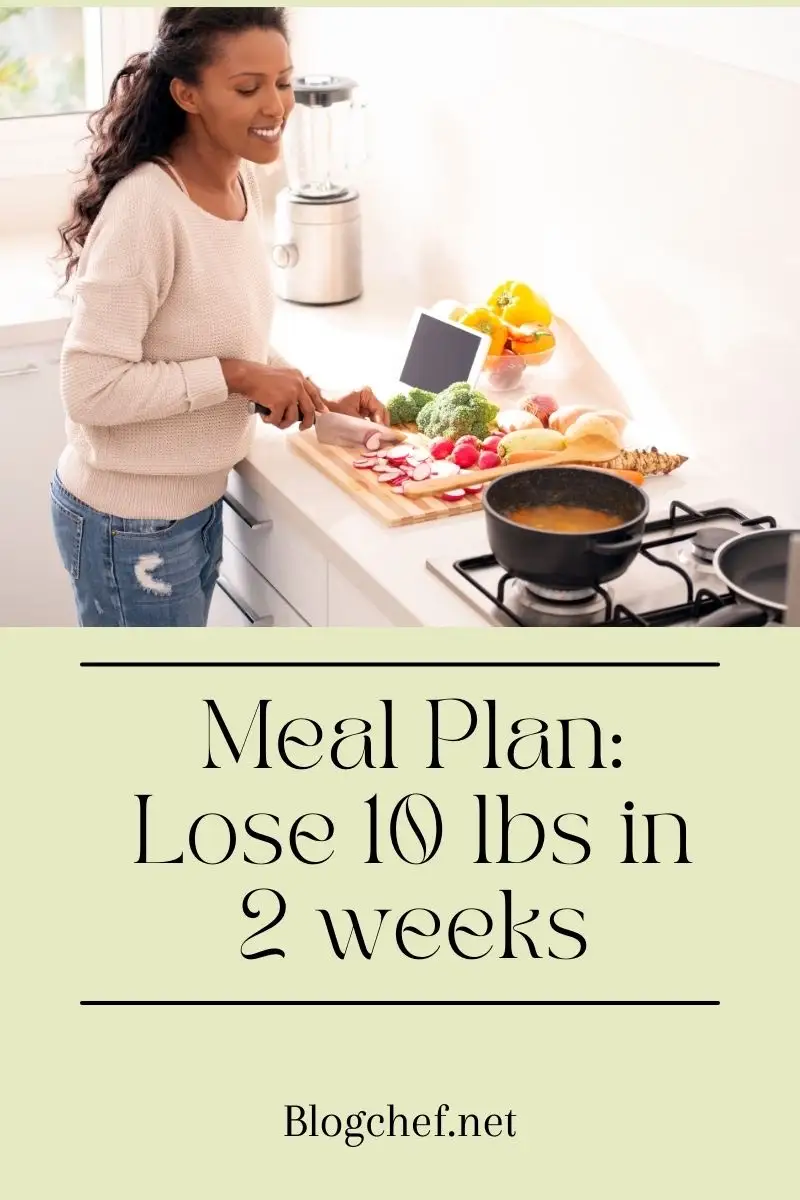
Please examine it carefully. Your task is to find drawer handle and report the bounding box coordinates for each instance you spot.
[216,576,275,627]
[0,364,39,380]
[223,491,273,532]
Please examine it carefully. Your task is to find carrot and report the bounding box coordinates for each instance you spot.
[593,467,646,487]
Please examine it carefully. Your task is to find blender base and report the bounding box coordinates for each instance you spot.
[272,188,363,307]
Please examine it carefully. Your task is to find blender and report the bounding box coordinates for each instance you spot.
[273,75,366,306]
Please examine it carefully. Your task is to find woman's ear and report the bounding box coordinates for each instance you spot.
[169,78,200,115]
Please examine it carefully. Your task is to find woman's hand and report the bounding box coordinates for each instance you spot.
[329,388,389,426]
[220,360,327,430]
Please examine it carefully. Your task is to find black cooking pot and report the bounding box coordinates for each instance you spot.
[482,466,649,590]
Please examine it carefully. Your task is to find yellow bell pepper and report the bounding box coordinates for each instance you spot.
[460,307,507,357]
[487,281,552,328]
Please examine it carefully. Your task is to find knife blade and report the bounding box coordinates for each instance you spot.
[313,409,405,448]
[254,402,405,447]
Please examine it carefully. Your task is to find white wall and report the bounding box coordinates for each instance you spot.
[288,7,800,518]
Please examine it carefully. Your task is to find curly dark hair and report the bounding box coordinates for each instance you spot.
[57,7,289,284]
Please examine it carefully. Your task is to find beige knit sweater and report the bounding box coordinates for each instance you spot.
[57,159,290,519]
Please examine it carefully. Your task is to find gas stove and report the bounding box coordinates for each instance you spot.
[426,500,781,627]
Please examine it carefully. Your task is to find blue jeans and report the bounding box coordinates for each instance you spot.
[50,473,224,627]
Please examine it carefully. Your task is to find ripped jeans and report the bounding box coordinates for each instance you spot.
[50,473,223,627]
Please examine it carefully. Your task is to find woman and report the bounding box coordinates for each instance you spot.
[51,7,385,628]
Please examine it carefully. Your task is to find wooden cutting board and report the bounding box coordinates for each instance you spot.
[289,425,485,528]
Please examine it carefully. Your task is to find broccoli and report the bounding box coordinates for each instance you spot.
[407,387,435,411]
[415,382,499,442]
[386,393,419,426]
[386,387,436,427]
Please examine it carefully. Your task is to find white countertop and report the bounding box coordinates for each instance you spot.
[241,417,730,627]
[0,237,71,348]
[242,279,750,627]
[3,236,788,627]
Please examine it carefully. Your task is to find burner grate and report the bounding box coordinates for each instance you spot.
[452,504,777,628]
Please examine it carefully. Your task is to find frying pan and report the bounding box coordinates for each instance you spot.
[698,528,800,627]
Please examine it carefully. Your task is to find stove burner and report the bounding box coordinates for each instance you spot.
[690,526,737,564]
[504,578,609,627]
[522,581,597,604]
[446,502,779,627]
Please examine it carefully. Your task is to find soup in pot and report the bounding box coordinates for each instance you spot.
[507,504,625,534]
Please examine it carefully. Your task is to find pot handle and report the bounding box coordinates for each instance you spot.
[594,537,642,556]
[698,603,770,628]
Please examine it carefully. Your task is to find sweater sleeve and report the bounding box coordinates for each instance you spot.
[60,182,229,427]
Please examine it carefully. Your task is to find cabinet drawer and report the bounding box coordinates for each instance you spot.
[217,538,309,628]
[208,583,253,628]
[222,473,327,626]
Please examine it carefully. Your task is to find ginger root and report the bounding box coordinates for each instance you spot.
[600,448,688,477]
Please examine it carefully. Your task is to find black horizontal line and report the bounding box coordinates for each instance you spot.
[79,661,720,670]
[81,999,719,1008]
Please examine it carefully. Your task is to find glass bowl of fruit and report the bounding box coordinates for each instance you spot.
[479,326,556,393]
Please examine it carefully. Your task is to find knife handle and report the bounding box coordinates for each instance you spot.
[254,404,272,417]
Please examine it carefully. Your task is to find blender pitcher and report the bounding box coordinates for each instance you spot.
[273,75,367,305]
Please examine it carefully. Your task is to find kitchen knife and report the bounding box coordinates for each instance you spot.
[313,409,406,447]
[256,402,405,447]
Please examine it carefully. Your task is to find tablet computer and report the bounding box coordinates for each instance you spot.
[396,308,490,396]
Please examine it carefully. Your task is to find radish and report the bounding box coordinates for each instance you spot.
[391,483,406,495]
[430,438,455,460]
[478,450,502,469]
[455,435,481,449]
[386,446,410,463]
[482,435,503,452]
[372,461,389,472]
[377,467,402,481]
[452,443,480,469]
[411,463,432,481]
[365,432,383,453]
[352,458,376,470]
[441,488,467,502]
[464,484,484,495]
[431,460,460,477]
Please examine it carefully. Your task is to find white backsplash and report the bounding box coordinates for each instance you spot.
[288,7,800,521]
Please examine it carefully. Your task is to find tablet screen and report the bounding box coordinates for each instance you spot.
[398,312,487,395]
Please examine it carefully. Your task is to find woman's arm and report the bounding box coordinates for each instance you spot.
[61,192,231,427]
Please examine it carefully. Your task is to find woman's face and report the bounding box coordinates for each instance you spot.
[173,27,295,165]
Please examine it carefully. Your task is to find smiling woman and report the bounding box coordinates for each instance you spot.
[48,7,386,629]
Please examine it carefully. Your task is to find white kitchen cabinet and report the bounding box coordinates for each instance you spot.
[208,582,253,627]
[222,471,328,626]
[209,535,309,628]
[0,338,77,626]
[327,563,395,627]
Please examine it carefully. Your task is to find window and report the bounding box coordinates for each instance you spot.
[0,6,159,178]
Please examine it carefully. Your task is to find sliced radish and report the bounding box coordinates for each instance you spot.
[411,463,432,481]
[365,433,383,452]
[431,461,460,477]
[377,468,403,482]
[464,484,484,495]
[441,489,467,502]
[390,483,406,495]
[386,446,410,463]
[372,461,390,472]
[352,458,376,470]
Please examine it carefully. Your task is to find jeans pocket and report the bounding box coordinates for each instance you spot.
[50,490,84,580]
